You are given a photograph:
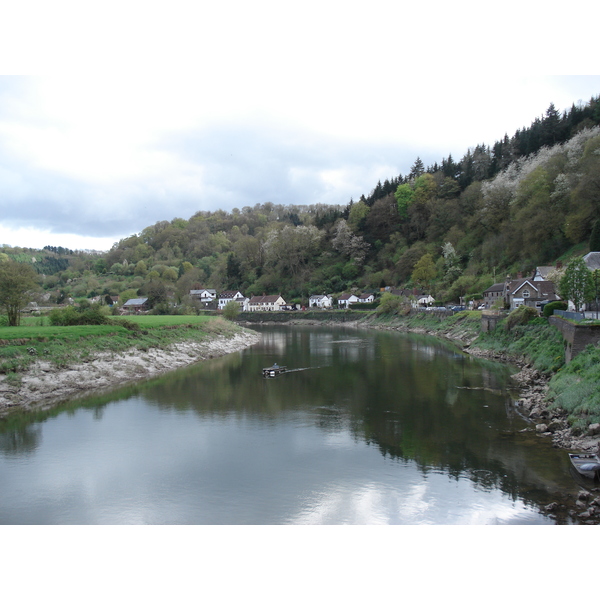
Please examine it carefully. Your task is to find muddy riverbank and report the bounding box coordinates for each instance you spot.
[0,329,261,417]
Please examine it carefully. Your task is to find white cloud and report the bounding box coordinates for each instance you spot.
[0,3,598,250]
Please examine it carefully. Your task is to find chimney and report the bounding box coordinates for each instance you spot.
[556,261,563,269]
[517,272,522,279]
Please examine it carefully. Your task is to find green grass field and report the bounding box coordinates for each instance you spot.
[0,314,229,375]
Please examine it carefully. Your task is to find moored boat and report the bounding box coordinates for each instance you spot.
[569,453,600,481]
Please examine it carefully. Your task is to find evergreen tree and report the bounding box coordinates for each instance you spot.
[409,157,425,179]
[541,102,562,146]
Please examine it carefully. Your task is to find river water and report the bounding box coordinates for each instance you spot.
[0,325,583,524]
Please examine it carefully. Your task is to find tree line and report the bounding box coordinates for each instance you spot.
[1,95,599,313]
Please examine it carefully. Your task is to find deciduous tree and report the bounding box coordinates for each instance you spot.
[221,300,240,321]
[559,257,593,312]
[0,261,38,326]
[411,253,436,288]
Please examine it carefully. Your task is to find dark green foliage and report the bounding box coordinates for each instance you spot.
[543,301,568,317]
[48,305,110,326]
[590,220,600,252]
[349,301,379,310]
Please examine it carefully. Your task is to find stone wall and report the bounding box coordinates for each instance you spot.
[548,316,600,363]
[481,312,504,332]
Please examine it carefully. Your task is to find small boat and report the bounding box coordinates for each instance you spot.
[262,363,287,378]
[569,453,600,481]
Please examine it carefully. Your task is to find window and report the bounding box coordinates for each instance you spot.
[522,289,530,298]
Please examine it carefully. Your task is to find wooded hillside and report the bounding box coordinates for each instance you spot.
[2,95,600,308]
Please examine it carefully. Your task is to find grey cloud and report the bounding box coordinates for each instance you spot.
[1,116,432,243]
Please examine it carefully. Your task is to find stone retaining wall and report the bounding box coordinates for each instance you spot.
[481,312,505,332]
[548,316,600,363]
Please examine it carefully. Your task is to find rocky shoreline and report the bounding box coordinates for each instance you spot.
[0,329,261,417]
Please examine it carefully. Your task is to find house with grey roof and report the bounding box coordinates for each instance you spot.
[122,297,149,313]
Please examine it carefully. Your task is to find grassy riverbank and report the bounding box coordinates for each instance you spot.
[0,314,261,416]
[0,315,243,381]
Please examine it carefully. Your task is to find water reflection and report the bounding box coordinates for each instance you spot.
[0,325,579,524]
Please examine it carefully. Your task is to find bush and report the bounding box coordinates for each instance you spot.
[48,305,111,326]
[504,305,539,331]
[119,319,141,332]
[376,292,403,315]
[222,301,241,321]
[543,301,568,318]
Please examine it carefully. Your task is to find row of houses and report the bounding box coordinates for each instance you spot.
[121,252,600,315]
[308,292,375,309]
[190,289,288,312]
[122,289,384,314]
[481,252,600,312]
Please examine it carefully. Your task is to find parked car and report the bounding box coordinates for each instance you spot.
[448,305,467,312]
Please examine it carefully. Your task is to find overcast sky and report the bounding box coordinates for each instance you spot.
[1,2,599,251]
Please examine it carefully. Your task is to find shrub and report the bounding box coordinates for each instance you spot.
[222,301,241,321]
[376,292,403,315]
[543,301,568,317]
[504,305,538,331]
[48,305,111,326]
[119,319,141,332]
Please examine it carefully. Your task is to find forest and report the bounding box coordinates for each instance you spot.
[2,95,600,310]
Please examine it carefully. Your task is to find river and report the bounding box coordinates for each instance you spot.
[0,325,583,524]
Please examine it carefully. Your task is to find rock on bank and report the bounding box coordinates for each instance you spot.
[0,329,261,416]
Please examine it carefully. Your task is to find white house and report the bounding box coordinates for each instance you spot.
[414,294,435,307]
[337,293,359,308]
[248,295,287,312]
[190,289,217,304]
[358,293,375,303]
[218,291,247,311]
[309,294,333,309]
